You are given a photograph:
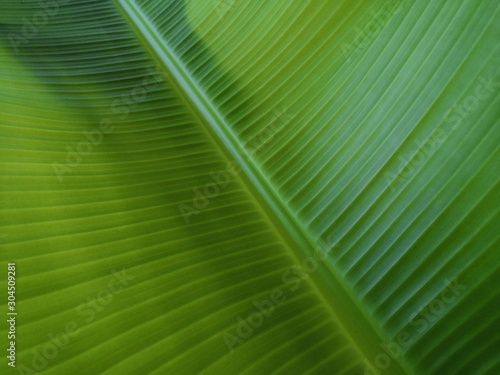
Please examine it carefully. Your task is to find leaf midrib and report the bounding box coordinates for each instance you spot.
[113,0,410,373]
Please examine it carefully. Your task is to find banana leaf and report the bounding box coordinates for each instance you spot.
[1,0,499,374]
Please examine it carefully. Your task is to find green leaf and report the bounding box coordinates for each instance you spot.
[1,0,498,374]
